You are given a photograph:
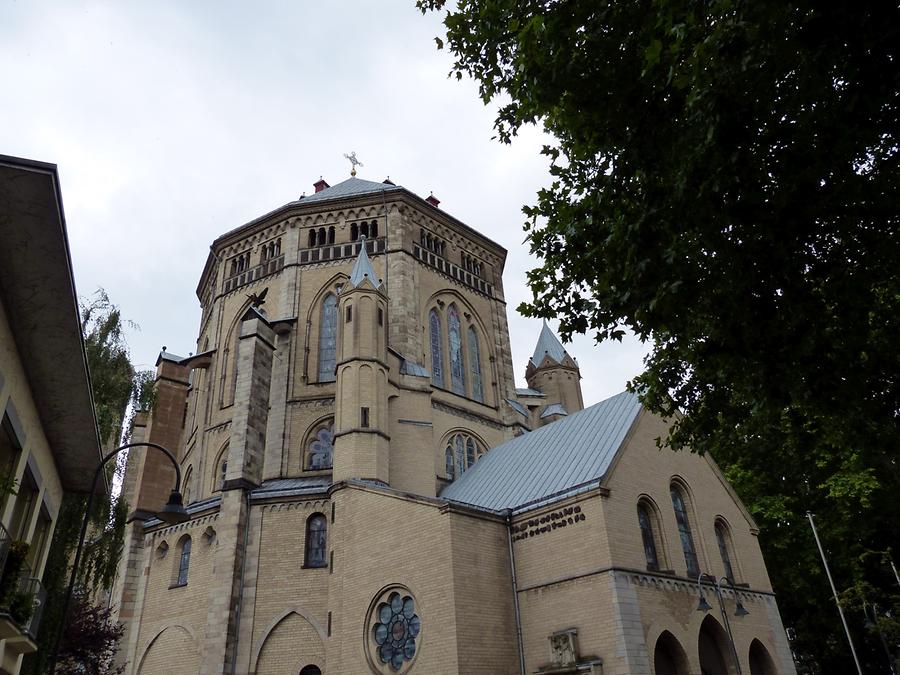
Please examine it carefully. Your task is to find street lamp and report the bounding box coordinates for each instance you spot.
[696,572,748,675]
[47,441,189,674]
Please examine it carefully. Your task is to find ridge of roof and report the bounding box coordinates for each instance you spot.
[440,391,642,512]
[530,320,569,367]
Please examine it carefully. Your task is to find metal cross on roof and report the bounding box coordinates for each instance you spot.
[343,151,364,176]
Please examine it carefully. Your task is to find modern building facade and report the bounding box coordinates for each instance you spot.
[113,173,795,674]
[0,155,104,674]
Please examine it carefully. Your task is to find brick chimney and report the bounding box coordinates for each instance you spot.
[314,177,330,193]
[426,192,440,208]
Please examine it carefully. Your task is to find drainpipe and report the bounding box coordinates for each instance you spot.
[506,510,526,675]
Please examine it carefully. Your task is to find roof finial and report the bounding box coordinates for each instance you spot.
[343,151,363,177]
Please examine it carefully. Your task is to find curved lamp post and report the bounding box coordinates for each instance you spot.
[696,572,748,675]
[47,442,189,675]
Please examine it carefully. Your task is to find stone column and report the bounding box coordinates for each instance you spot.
[201,308,274,674]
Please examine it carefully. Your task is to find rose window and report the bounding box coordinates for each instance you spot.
[371,592,420,671]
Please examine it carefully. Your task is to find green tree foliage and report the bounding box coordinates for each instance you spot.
[24,290,152,675]
[419,0,899,669]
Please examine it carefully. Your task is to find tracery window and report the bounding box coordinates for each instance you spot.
[448,305,465,395]
[444,432,484,479]
[637,502,660,571]
[318,294,338,382]
[219,458,228,490]
[305,513,328,568]
[371,591,421,671]
[429,309,444,387]
[307,421,334,470]
[671,483,700,578]
[175,536,191,586]
[467,326,484,402]
[715,520,735,581]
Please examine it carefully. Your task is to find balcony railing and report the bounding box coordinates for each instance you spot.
[223,254,285,294]
[20,576,46,637]
[0,522,10,580]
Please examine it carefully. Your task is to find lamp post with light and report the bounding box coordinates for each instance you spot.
[47,441,190,675]
[697,572,749,675]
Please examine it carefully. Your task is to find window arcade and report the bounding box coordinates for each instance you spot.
[428,304,486,403]
[318,294,338,382]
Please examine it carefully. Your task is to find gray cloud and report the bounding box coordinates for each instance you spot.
[0,1,647,404]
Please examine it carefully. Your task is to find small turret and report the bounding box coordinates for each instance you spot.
[332,239,391,484]
[525,321,584,426]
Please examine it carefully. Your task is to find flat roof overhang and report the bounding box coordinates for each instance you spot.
[0,155,103,492]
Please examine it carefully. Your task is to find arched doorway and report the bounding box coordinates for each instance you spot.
[749,639,777,675]
[299,666,322,675]
[698,615,733,675]
[654,630,690,675]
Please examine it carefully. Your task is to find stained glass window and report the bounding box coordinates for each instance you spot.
[318,294,338,382]
[305,513,327,567]
[467,326,483,402]
[445,433,484,480]
[637,503,659,571]
[429,310,444,387]
[465,437,476,469]
[307,422,334,470]
[715,521,735,581]
[671,484,700,577]
[445,447,454,479]
[448,305,465,395]
[176,537,191,586]
[371,592,420,671]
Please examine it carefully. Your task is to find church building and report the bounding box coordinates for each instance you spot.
[110,172,795,674]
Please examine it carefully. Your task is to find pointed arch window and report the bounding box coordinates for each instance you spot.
[715,520,735,581]
[444,432,484,480]
[671,483,700,577]
[304,513,328,568]
[467,326,484,402]
[318,294,338,382]
[637,502,660,571]
[448,304,465,395]
[307,421,335,470]
[429,309,444,387]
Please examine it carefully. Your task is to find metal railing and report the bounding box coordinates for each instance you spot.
[0,522,10,579]
[20,576,46,637]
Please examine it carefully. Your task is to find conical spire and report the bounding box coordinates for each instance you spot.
[530,320,568,366]
[348,236,382,289]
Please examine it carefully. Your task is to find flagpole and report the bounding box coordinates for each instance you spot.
[806,511,863,675]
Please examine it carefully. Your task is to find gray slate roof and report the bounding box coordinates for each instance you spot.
[530,320,569,366]
[515,387,545,397]
[540,403,568,419]
[441,391,642,512]
[298,177,401,204]
[506,399,528,418]
[348,237,382,288]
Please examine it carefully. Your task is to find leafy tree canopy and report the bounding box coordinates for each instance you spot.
[419,0,899,669]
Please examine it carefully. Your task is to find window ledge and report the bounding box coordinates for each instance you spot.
[169,582,188,589]
[301,564,328,570]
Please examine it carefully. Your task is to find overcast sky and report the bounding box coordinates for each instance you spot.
[1,1,648,406]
